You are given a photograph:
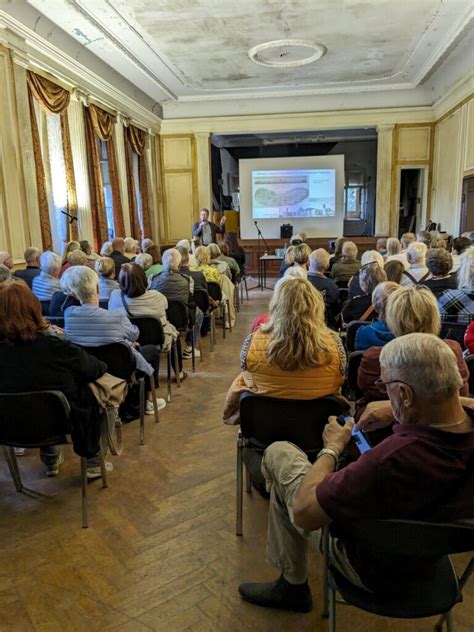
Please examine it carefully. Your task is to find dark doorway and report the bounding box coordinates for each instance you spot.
[398,169,424,237]
[460,175,474,234]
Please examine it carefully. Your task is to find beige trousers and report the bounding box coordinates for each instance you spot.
[262,441,365,588]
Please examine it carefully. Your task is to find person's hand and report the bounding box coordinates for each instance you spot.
[132,341,140,348]
[220,216,227,225]
[355,400,394,432]
[199,221,206,228]
[323,416,354,455]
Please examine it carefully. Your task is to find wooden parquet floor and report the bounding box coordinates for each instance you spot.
[0,287,473,632]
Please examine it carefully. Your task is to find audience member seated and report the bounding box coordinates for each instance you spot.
[341,263,387,324]
[331,241,360,285]
[292,243,312,273]
[451,236,471,273]
[348,250,384,298]
[384,259,405,283]
[124,237,138,260]
[0,264,12,283]
[60,241,80,276]
[50,269,80,317]
[217,241,240,281]
[376,237,387,257]
[141,238,153,253]
[60,249,88,277]
[400,241,430,286]
[357,285,468,420]
[32,251,62,301]
[238,333,474,612]
[438,246,474,323]
[0,251,14,269]
[151,248,202,359]
[430,237,447,249]
[400,231,416,252]
[279,245,295,278]
[307,249,339,307]
[423,248,457,297]
[176,239,197,267]
[109,263,185,380]
[354,282,399,351]
[223,232,246,274]
[177,246,208,293]
[63,265,165,414]
[385,237,409,269]
[416,230,432,246]
[14,247,41,288]
[208,243,232,279]
[100,241,113,257]
[223,277,346,427]
[327,237,347,272]
[110,238,131,279]
[96,257,119,300]
[135,253,153,275]
[144,244,163,279]
[192,245,236,327]
[284,266,307,279]
[0,280,116,478]
[80,239,99,263]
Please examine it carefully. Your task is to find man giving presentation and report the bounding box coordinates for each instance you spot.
[192,208,226,246]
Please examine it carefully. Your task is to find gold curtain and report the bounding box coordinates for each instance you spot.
[84,107,109,252]
[28,90,52,250]
[27,71,78,243]
[88,103,114,141]
[126,124,152,240]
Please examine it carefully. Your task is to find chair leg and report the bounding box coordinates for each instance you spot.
[191,330,196,373]
[222,303,226,339]
[139,376,145,445]
[174,342,181,387]
[99,440,109,489]
[244,276,249,300]
[81,457,89,529]
[3,446,23,492]
[210,313,215,351]
[245,465,252,493]
[150,374,160,424]
[321,528,330,619]
[329,585,336,632]
[198,326,204,362]
[227,300,232,332]
[236,433,243,536]
[167,350,172,403]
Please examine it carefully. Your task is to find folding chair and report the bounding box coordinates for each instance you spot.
[0,390,108,528]
[207,281,230,339]
[440,320,468,349]
[345,321,370,353]
[347,351,364,401]
[236,392,347,536]
[321,519,474,632]
[166,300,200,374]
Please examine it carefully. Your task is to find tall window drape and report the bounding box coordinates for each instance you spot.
[84,104,124,252]
[124,124,152,241]
[27,71,78,251]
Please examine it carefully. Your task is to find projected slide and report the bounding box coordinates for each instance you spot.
[252,169,336,219]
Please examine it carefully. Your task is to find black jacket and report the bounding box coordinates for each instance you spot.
[14,266,40,289]
[110,251,130,279]
[192,221,224,245]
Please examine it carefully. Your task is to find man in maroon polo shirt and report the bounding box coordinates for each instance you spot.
[238,333,474,613]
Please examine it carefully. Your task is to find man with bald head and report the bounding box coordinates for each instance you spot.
[109,237,130,279]
[14,247,41,288]
[192,208,226,246]
[0,251,13,270]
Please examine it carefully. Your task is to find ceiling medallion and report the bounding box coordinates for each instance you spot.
[248,39,326,68]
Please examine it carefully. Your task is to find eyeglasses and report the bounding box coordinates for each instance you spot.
[374,378,413,394]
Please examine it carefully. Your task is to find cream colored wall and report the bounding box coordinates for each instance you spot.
[431,97,474,236]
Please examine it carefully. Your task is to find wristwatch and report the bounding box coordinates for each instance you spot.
[317,447,339,466]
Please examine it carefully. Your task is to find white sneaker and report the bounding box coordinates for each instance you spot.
[14,447,26,456]
[87,461,113,480]
[145,398,166,414]
[45,453,65,477]
[183,348,201,359]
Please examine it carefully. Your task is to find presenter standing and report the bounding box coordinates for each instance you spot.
[192,208,226,246]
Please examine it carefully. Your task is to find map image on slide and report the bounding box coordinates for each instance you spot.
[252,169,336,219]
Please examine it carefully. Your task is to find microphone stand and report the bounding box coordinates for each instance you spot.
[254,220,270,292]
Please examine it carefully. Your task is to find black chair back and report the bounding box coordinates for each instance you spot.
[335,280,349,289]
[129,317,165,347]
[40,300,51,316]
[465,354,474,395]
[166,301,190,332]
[345,320,370,352]
[99,300,109,310]
[194,289,210,313]
[207,282,222,303]
[0,390,70,447]
[347,351,364,399]
[81,342,135,380]
[440,321,467,348]
[239,393,347,459]
[338,288,349,305]
[47,316,65,328]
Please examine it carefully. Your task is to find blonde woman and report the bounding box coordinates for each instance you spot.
[223,277,346,426]
[279,245,295,277]
[95,256,119,299]
[357,285,468,417]
[191,245,221,283]
[60,240,80,276]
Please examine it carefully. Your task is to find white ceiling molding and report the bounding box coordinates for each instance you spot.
[0,9,162,130]
[25,0,473,105]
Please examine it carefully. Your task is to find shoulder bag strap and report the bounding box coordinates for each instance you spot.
[359,305,375,322]
[119,291,134,319]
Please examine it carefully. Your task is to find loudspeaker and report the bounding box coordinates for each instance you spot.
[280,224,293,239]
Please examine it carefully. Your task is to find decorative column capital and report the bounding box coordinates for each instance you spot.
[117,113,130,127]
[376,124,395,134]
[72,88,89,106]
[10,50,29,69]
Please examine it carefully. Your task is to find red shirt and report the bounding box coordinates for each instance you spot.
[316,414,474,590]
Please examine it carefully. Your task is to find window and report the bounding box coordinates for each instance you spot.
[99,140,115,240]
[344,170,367,220]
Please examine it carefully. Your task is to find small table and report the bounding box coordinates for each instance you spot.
[259,254,284,290]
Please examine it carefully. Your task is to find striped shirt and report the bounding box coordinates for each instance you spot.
[32,271,61,300]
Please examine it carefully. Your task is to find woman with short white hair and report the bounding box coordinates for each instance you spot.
[32,251,62,300]
[348,249,384,298]
[401,241,430,286]
[135,253,153,273]
[100,241,113,257]
[64,266,165,414]
[124,237,138,260]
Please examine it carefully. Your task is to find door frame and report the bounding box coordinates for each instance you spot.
[395,165,428,235]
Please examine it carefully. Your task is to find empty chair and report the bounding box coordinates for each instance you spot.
[167,300,199,374]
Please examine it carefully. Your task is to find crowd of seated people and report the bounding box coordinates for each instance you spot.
[1,229,245,477]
